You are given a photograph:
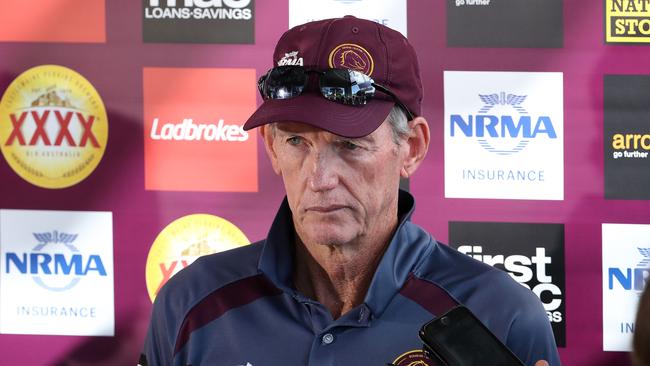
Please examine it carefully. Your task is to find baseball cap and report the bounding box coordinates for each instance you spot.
[243,16,423,138]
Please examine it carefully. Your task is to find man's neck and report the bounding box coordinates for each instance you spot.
[292,216,399,319]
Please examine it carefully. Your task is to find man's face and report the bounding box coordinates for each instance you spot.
[262,120,408,247]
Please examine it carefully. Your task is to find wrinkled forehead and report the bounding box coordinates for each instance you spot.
[272,120,389,141]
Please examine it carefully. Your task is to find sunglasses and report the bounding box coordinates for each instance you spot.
[257,66,415,121]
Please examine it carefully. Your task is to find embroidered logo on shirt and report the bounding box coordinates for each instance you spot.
[391,349,435,365]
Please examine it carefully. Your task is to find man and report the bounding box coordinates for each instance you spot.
[141,16,560,366]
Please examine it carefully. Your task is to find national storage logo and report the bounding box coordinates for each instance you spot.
[604,75,650,199]
[143,0,254,43]
[0,209,114,336]
[289,0,407,36]
[602,223,650,351]
[606,0,650,43]
[444,71,564,200]
[143,67,257,192]
[449,221,566,347]
[0,65,108,189]
[145,214,249,302]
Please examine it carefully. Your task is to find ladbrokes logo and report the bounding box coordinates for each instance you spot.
[145,214,250,302]
[0,209,114,336]
[143,68,257,192]
[150,118,248,142]
[602,223,650,351]
[604,75,650,199]
[0,65,108,189]
[444,71,563,200]
[143,0,254,43]
[606,0,650,43]
[450,222,566,347]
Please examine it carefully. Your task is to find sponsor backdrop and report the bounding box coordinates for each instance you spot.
[0,0,645,365]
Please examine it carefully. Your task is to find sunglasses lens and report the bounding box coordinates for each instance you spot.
[320,69,375,105]
[261,66,308,100]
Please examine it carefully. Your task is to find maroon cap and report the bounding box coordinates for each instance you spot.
[243,16,423,138]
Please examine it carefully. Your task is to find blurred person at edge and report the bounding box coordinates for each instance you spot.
[139,16,560,366]
[633,283,650,365]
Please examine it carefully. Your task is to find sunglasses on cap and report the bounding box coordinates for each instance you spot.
[257,66,415,121]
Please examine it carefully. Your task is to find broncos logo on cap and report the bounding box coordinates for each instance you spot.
[328,43,374,76]
[337,50,368,72]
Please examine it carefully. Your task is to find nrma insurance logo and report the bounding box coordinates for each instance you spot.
[0,209,114,336]
[602,224,650,351]
[608,247,650,292]
[5,230,107,292]
[450,92,557,155]
[444,71,564,200]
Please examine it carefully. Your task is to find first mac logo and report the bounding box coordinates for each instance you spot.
[449,222,566,347]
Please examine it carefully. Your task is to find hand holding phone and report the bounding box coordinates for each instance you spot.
[419,305,525,366]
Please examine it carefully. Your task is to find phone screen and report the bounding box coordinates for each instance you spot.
[419,305,525,366]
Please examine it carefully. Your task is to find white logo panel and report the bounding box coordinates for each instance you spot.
[289,0,407,36]
[444,71,564,200]
[0,209,114,336]
[602,223,650,351]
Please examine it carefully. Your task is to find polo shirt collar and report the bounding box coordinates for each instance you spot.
[257,190,433,317]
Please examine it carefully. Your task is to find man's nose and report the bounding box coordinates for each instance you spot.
[308,152,338,192]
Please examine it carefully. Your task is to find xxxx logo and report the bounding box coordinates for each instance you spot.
[0,65,108,188]
[145,214,250,302]
[7,110,100,147]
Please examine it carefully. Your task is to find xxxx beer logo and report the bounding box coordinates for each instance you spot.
[0,65,108,188]
[145,214,250,302]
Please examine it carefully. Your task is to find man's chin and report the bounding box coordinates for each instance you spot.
[295,215,360,246]
[299,229,357,247]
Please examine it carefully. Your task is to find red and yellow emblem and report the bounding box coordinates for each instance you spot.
[392,350,435,366]
[0,65,108,188]
[328,43,374,76]
[145,214,250,302]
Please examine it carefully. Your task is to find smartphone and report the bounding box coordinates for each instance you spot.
[418,305,525,366]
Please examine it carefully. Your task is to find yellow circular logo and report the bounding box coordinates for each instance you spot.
[328,43,375,76]
[392,350,435,366]
[145,214,250,302]
[0,65,108,189]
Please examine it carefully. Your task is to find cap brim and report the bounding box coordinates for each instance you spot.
[243,93,394,138]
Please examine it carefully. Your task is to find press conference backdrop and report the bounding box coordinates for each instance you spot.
[0,0,645,364]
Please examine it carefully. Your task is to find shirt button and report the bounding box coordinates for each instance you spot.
[322,333,335,345]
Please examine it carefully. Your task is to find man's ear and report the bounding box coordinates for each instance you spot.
[400,116,430,178]
[260,124,282,176]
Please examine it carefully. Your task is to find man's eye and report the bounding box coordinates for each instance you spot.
[287,136,302,145]
[341,141,360,150]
